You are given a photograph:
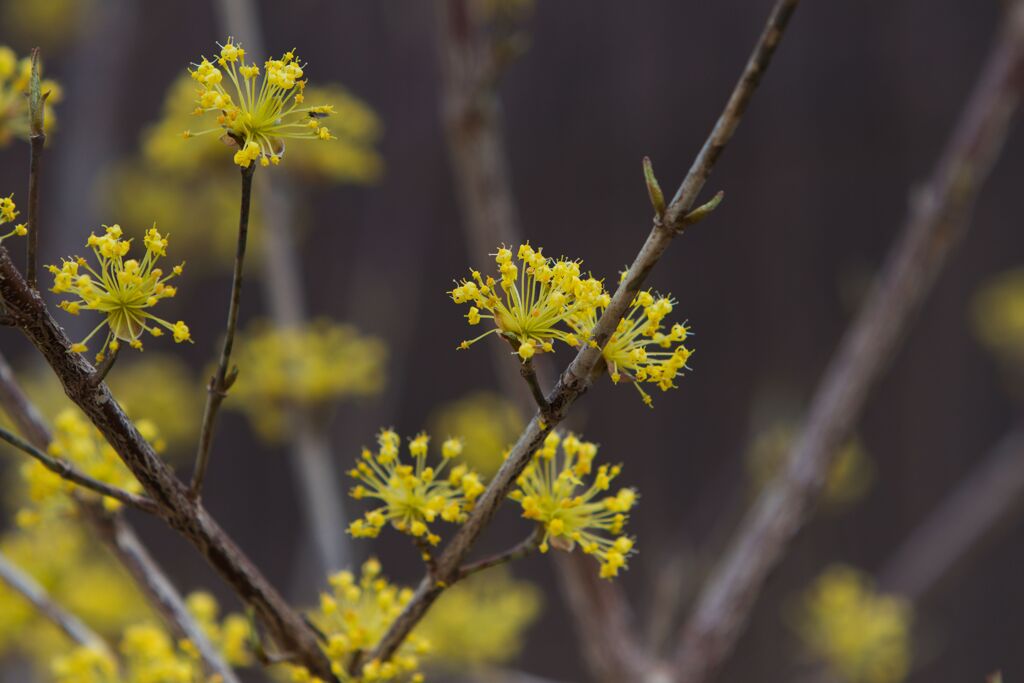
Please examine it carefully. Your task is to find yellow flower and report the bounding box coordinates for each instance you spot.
[415,567,541,667]
[430,392,524,475]
[0,45,60,146]
[451,243,605,361]
[186,38,335,168]
[18,408,165,516]
[348,430,485,546]
[228,320,387,441]
[48,224,191,361]
[184,592,253,667]
[746,422,873,507]
[509,431,637,579]
[293,559,428,682]
[0,193,26,243]
[797,565,912,683]
[568,285,693,406]
[973,268,1024,371]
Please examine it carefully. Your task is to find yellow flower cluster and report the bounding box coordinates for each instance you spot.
[0,520,149,665]
[52,623,207,683]
[49,224,191,361]
[798,565,912,683]
[430,392,524,475]
[229,321,387,441]
[18,409,163,521]
[290,558,428,683]
[451,243,605,361]
[0,193,26,243]
[509,431,636,578]
[0,45,60,146]
[568,287,692,406]
[184,592,253,667]
[973,268,1024,371]
[747,422,872,507]
[186,38,335,168]
[348,430,486,546]
[415,567,540,668]
[452,245,694,403]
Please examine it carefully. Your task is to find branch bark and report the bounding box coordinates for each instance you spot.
[0,352,240,683]
[671,5,1024,681]
[0,256,335,680]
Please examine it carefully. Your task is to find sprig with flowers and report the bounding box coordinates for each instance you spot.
[348,430,485,547]
[48,224,191,361]
[185,38,335,168]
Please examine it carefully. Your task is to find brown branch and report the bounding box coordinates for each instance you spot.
[0,351,241,683]
[0,551,111,653]
[365,0,801,667]
[0,424,159,513]
[880,430,1024,601]
[457,526,542,580]
[26,47,45,290]
[518,357,549,415]
[191,162,255,498]
[0,254,334,680]
[671,5,1024,682]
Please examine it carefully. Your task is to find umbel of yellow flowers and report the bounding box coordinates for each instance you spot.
[510,431,637,579]
[185,38,335,168]
[0,193,27,243]
[348,430,486,547]
[48,224,191,361]
[451,243,695,405]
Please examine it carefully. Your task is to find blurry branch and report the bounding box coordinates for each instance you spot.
[457,526,542,580]
[26,48,45,290]
[191,164,256,498]
[0,551,111,654]
[0,424,159,513]
[0,259,333,679]
[0,352,240,683]
[434,1,650,679]
[880,430,1024,601]
[365,0,801,670]
[216,0,350,575]
[672,4,1024,682]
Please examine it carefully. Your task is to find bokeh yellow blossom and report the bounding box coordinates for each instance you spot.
[1,0,94,50]
[451,243,605,361]
[973,268,1024,372]
[184,592,254,668]
[48,224,191,361]
[797,565,912,683]
[429,392,524,475]
[229,320,387,441]
[348,429,485,546]
[416,567,540,668]
[185,38,335,168]
[18,408,164,519]
[52,622,207,683]
[291,558,427,683]
[509,431,637,578]
[0,45,60,146]
[0,520,149,666]
[568,286,693,406]
[747,422,873,507]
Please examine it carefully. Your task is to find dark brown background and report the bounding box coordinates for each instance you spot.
[1,1,1022,681]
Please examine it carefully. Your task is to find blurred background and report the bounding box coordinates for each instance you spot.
[0,0,1022,682]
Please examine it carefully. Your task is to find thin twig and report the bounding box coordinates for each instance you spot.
[26,48,45,290]
[456,526,542,580]
[365,0,800,667]
[880,430,1024,601]
[414,536,440,578]
[191,162,256,498]
[672,4,1024,682]
[89,345,118,387]
[0,352,240,683]
[518,358,549,415]
[0,424,159,513]
[0,551,111,653]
